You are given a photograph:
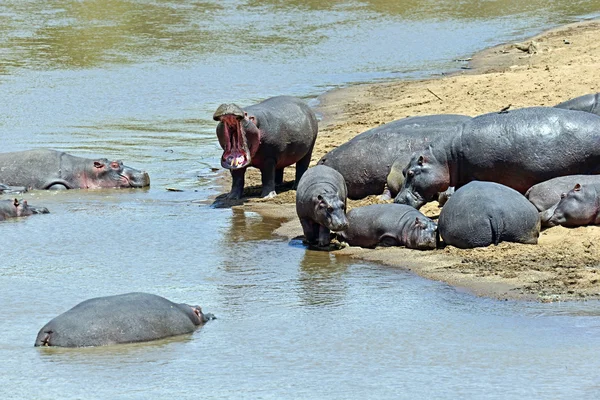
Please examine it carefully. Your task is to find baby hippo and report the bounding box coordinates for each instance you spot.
[296,165,349,247]
[438,181,540,249]
[541,183,600,227]
[0,198,49,221]
[337,204,437,250]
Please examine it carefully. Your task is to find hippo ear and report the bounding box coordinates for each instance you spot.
[573,183,582,191]
[93,161,105,169]
[13,198,19,207]
[417,156,425,166]
[560,192,567,199]
[414,217,421,226]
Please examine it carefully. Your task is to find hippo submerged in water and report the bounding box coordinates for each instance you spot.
[318,114,471,200]
[438,181,540,249]
[214,96,318,200]
[0,149,150,190]
[35,292,215,348]
[395,107,600,209]
[296,165,349,248]
[0,198,49,221]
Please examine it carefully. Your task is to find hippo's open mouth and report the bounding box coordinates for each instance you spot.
[220,115,251,170]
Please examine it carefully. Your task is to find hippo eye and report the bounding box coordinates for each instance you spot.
[327,206,334,213]
[110,162,121,170]
[407,170,415,177]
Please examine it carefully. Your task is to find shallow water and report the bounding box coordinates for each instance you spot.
[2,1,600,398]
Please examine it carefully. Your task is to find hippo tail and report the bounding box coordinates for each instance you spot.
[489,216,503,246]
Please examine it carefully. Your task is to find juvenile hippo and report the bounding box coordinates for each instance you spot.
[540,184,600,227]
[214,96,318,199]
[337,204,437,249]
[34,292,215,348]
[438,181,540,249]
[0,149,150,190]
[555,93,600,116]
[395,107,600,209]
[296,165,348,247]
[0,198,49,221]
[525,175,600,212]
[318,114,471,199]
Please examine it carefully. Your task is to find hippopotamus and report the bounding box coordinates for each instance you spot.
[395,107,600,209]
[34,292,215,348]
[525,175,600,212]
[337,204,437,249]
[0,198,49,221]
[555,93,600,116]
[0,183,26,194]
[438,181,540,249]
[296,165,348,247]
[0,149,150,190]
[540,183,600,227]
[214,96,318,200]
[317,114,471,200]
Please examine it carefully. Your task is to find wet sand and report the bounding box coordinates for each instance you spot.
[217,20,600,302]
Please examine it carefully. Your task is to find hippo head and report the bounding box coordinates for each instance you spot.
[214,103,261,170]
[85,159,150,189]
[405,216,438,250]
[186,304,216,325]
[313,193,349,232]
[394,152,449,209]
[540,184,599,227]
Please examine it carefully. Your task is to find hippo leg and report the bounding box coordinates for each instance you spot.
[227,168,246,200]
[379,235,400,247]
[317,225,331,247]
[300,218,317,244]
[293,150,312,190]
[275,168,284,185]
[260,159,277,198]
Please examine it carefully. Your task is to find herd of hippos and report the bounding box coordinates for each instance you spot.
[2,92,600,347]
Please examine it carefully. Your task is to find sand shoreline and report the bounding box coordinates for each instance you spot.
[218,19,600,302]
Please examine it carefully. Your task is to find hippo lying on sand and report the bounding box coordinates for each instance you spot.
[337,204,437,250]
[525,175,600,212]
[540,183,600,227]
[214,96,318,200]
[35,292,215,347]
[0,149,150,190]
[395,107,600,209]
[0,198,49,221]
[296,165,348,247]
[318,114,470,199]
[555,93,600,116]
[438,181,540,249]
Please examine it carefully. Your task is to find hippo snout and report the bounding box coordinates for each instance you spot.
[127,170,150,188]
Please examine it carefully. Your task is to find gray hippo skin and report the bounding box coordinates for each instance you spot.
[0,183,27,194]
[525,175,600,212]
[0,198,49,221]
[540,183,600,227]
[395,107,600,209]
[34,292,215,347]
[296,165,349,247]
[337,204,437,250]
[555,93,600,116]
[317,114,471,200]
[438,181,540,249]
[0,149,150,190]
[214,96,318,199]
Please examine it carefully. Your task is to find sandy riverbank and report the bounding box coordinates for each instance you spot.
[216,19,600,302]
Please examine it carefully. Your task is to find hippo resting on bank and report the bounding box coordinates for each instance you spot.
[0,149,150,190]
[438,181,540,249]
[525,175,600,212]
[0,198,48,221]
[555,93,600,116]
[540,183,600,227]
[337,204,437,250]
[296,165,348,247]
[317,114,471,200]
[214,96,318,200]
[395,107,600,209]
[35,292,215,348]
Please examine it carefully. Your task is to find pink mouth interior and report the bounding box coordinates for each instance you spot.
[221,115,250,169]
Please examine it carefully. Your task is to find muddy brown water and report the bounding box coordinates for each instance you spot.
[2,1,600,398]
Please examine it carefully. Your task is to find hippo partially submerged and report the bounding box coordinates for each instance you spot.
[0,149,150,190]
[296,165,348,247]
[525,175,600,212]
[214,96,318,199]
[438,181,540,249]
[0,198,49,221]
[555,92,600,116]
[34,292,215,347]
[395,107,600,209]
[540,183,600,227]
[318,114,471,199]
[337,204,437,250]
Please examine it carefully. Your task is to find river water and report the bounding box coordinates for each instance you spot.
[2,1,600,399]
